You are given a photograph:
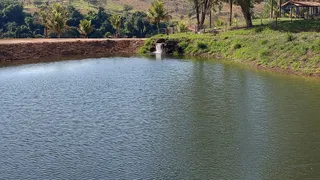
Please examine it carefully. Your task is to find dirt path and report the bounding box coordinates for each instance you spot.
[0,38,146,44]
[0,38,146,63]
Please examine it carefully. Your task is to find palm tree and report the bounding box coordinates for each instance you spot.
[79,19,93,38]
[110,14,122,38]
[147,0,171,34]
[47,3,68,38]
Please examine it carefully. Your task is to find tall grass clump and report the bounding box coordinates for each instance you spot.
[286,33,295,42]
[197,42,208,50]
[233,43,242,50]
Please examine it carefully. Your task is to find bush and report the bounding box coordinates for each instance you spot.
[34,34,43,38]
[233,43,242,50]
[259,49,269,58]
[179,40,189,49]
[286,33,295,42]
[311,40,320,51]
[197,42,208,50]
[254,26,264,33]
[104,32,112,38]
[260,39,268,45]
[177,21,189,33]
[123,5,133,11]
[1,32,16,38]
[215,18,225,27]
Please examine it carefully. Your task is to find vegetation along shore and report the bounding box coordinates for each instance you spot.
[141,20,320,77]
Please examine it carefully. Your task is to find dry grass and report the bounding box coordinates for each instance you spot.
[20,0,264,22]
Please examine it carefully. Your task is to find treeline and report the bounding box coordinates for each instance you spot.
[191,0,265,29]
[0,0,168,38]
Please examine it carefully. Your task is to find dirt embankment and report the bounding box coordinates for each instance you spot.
[0,39,145,62]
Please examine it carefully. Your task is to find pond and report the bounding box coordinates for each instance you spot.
[0,57,319,179]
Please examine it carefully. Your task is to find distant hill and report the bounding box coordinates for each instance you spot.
[20,0,264,24]
[21,0,190,16]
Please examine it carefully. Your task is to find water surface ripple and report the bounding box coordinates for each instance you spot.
[0,57,319,179]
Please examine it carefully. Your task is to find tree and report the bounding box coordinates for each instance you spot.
[39,10,49,37]
[262,0,277,18]
[122,11,156,38]
[235,0,263,28]
[78,19,93,38]
[16,25,33,38]
[47,3,69,38]
[2,3,25,25]
[87,7,109,28]
[229,0,232,26]
[188,0,261,28]
[67,5,84,27]
[85,8,114,38]
[147,0,171,34]
[110,14,122,38]
[270,0,274,18]
[189,0,220,31]
[235,0,252,27]
[24,16,35,31]
[278,0,282,17]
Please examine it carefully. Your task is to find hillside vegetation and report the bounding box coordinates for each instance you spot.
[20,0,264,22]
[1,0,265,39]
[21,0,191,18]
[0,0,164,38]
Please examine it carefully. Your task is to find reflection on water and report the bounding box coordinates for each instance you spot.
[155,53,162,60]
[0,57,319,179]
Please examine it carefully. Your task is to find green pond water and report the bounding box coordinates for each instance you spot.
[0,56,319,179]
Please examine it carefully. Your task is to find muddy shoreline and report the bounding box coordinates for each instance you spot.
[0,39,145,63]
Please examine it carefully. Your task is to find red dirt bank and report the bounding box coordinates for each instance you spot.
[0,38,146,62]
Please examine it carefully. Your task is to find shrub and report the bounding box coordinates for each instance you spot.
[259,49,269,58]
[35,34,43,38]
[233,43,242,50]
[177,21,189,33]
[260,39,268,45]
[215,18,225,27]
[254,26,264,33]
[311,40,320,51]
[179,41,189,49]
[123,5,133,11]
[286,33,295,42]
[104,32,112,38]
[197,42,208,50]
[295,46,309,55]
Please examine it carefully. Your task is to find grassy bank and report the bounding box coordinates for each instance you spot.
[140,20,320,76]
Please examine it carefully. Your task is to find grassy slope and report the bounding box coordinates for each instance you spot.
[141,19,320,76]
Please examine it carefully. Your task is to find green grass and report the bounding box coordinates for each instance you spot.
[140,19,320,75]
